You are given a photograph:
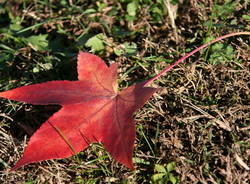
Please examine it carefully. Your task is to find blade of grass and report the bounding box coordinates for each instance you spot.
[138,124,155,157]
[16,17,68,34]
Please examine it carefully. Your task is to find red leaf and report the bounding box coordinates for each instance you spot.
[1,32,249,170]
[0,52,158,170]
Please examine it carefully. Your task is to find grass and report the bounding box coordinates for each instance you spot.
[0,0,249,183]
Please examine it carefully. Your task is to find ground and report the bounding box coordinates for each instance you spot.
[0,0,249,183]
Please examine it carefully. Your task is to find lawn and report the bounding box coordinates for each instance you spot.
[0,0,249,183]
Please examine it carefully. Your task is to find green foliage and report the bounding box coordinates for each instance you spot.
[126,1,138,21]
[121,0,165,23]
[24,34,49,51]
[203,36,237,65]
[114,42,137,56]
[202,0,240,65]
[204,34,238,65]
[85,33,106,53]
[207,43,235,65]
[212,0,236,18]
[151,162,179,184]
[204,0,237,34]
[242,15,250,21]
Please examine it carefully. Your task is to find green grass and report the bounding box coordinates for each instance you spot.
[0,0,250,183]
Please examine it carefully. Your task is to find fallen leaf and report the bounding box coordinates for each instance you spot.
[1,32,249,170]
[0,52,158,170]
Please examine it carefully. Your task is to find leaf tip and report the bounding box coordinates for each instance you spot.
[0,90,13,100]
[10,159,26,171]
[128,163,135,170]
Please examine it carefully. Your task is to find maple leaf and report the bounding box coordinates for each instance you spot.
[0,52,158,170]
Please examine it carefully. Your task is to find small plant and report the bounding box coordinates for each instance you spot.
[151,162,178,184]
[85,33,106,53]
[207,43,235,65]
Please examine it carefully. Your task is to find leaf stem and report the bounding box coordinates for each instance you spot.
[144,32,250,86]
